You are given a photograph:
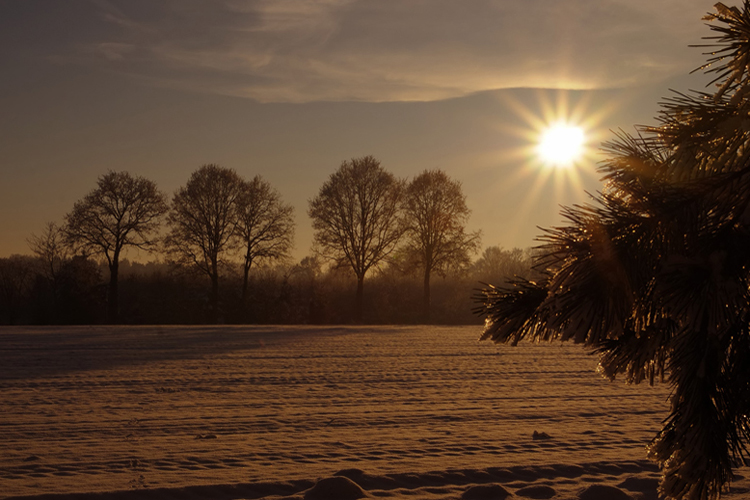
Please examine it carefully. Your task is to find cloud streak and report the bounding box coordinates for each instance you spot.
[6,0,716,102]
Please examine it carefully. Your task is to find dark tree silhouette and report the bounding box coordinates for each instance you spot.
[64,171,167,323]
[308,156,404,322]
[236,176,295,303]
[166,164,243,323]
[28,222,71,318]
[402,170,480,322]
[28,222,70,289]
[475,4,750,499]
[0,255,36,324]
[56,255,105,324]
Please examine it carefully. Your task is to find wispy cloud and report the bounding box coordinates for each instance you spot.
[8,0,715,102]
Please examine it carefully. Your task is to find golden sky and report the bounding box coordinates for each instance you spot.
[0,0,717,260]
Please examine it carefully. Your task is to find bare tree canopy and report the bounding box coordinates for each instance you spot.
[64,171,167,323]
[475,3,750,499]
[28,222,72,315]
[165,164,243,323]
[237,175,295,302]
[27,222,71,285]
[308,155,404,322]
[402,170,481,322]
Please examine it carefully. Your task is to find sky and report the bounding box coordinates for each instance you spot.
[0,0,720,263]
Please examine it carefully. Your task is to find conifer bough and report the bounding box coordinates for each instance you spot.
[474,3,750,499]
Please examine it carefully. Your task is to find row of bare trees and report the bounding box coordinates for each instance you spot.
[39,166,293,324]
[18,156,485,324]
[164,166,294,323]
[309,156,481,322]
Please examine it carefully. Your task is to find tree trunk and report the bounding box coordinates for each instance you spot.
[355,275,364,324]
[423,267,431,323]
[241,261,252,323]
[107,259,119,324]
[241,258,252,304]
[5,290,16,325]
[209,258,220,324]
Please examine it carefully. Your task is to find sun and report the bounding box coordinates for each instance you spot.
[537,124,586,167]
[484,89,618,243]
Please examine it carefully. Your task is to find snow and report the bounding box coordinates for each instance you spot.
[1,325,748,499]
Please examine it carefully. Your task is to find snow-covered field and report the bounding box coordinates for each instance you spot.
[1,325,747,499]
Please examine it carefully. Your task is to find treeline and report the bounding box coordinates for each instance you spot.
[0,247,535,325]
[1,156,538,325]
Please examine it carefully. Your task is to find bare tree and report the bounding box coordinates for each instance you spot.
[236,176,295,303]
[28,222,71,315]
[308,156,404,322]
[65,171,167,323]
[28,222,71,286]
[165,164,243,323]
[402,170,481,321]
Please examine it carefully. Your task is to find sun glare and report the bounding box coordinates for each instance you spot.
[537,124,585,167]
[485,89,619,244]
